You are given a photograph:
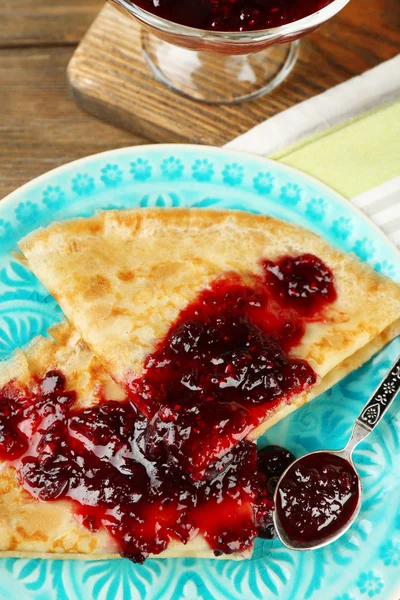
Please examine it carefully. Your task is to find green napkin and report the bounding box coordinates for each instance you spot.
[271,100,400,199]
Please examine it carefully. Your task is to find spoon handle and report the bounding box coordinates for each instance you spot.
[343,355,400,456]
[356,355,400,432]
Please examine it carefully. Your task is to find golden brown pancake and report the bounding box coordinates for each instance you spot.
[2,208,400,560]
[20,209,400,452]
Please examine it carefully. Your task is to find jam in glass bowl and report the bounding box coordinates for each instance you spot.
[108,0,350,104]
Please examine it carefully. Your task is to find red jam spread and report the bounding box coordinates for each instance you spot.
[130,0,333,32]
[262,253,336,316]
[0,372,281,562]
[0,253,336,561]
[129,255,336,478]
[276,452,359,543]
[256,445,295,538]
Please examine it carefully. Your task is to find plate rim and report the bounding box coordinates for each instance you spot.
[1,143,399,263]
[0,143,399,600]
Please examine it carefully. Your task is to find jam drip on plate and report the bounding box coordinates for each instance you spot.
[130,0,333,32]
[0,373,283,562]
[276,452,359,543]
[256,445,296,538]
[129,254,336,478]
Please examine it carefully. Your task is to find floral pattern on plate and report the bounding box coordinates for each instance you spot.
[0,145,399,600]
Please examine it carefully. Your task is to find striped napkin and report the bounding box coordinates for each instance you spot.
[226,55,400,249]
[353,177,400,248]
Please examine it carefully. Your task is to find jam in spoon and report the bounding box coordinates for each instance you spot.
[272,354,400,550]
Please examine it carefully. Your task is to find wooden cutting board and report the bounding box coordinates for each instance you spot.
[66,2,376,146]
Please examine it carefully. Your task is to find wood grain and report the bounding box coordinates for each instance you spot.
[68,0,400,146]
[0,46,145,200]
[1,0,399,198]
[1,0,103,48]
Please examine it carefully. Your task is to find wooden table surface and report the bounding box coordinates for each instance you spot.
[1,0,399,200]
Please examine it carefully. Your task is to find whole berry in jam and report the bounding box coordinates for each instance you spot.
[263,253,336,316]
[255,445,296,538]
[0,385,28,460]
[257,445,296,480]
[40,370,66,395]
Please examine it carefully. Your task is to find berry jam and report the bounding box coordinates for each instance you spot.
[0,372,74,462]
[263,253,337,316]
[0,253,336,561]
[129,255,336,479]
[0,373,274,562]
[0,386,29,461]
[256,445,295,538]
[130,0,333,32]
[276,452,359,543]
[258,444,296,495]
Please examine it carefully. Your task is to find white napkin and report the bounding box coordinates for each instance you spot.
[226,55,400,249]
[226,55,400,156]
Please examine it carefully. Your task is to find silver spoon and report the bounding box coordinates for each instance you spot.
[272,354,400,550]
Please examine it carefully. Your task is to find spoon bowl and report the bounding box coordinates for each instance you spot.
[272,354,400,551]
[272,448,362,551]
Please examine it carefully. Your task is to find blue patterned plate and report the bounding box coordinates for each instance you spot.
[0,145,399,600]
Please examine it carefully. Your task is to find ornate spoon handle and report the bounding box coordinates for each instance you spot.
[343,355,400,456]
[357,355,400,431]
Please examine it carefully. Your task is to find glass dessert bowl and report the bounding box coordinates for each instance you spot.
[108,0,350,104]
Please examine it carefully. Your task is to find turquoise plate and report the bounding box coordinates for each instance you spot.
[0,145,399,600]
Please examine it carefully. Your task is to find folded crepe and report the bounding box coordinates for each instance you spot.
[19,209,400,478]
[0,323,263,562]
